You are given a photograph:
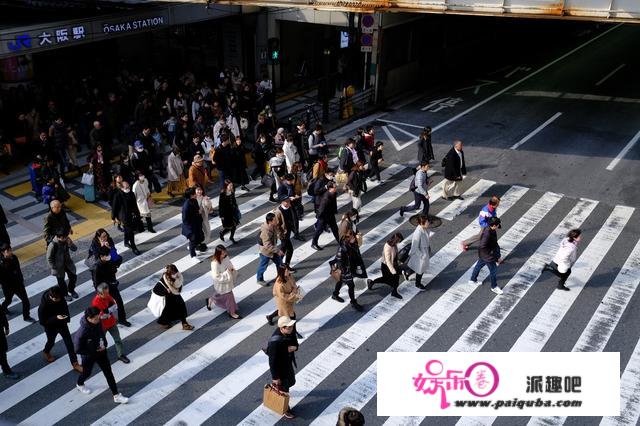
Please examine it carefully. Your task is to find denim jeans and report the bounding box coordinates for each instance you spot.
[256,253,282,281]
[470,259,498,288]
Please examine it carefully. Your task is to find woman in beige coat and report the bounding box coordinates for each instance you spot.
[206,245,241,319]
[266,266,303,338]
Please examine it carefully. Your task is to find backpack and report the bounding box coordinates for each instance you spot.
[307,177,318,196]
[409,176,417,192]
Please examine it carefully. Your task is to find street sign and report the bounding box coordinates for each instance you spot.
[360,33,373,52]
[361,14,375,33]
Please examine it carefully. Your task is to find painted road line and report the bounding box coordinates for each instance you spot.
[606,129,640,171]
[431,24,622,134]
[377,118,424,129]
[454,203,627,423]
[573,237,640,352]
[69,175,419,426]
[510,205,634,352]
[6,179,263,312]
[437,179,495,221]
[388,124,419,141]
[6,187,270,335]
[18,165,408,425]
[448,198,598,354]
[242,186,530,426]
[316,189,555,426]
[527,237,640,426]
[596,63,626,86]
[166,181,464,426]
[3,181,34,198]
[381,125,413,151]
[510,112,563,150]
[600,335,640,426]
[514,90,640,104]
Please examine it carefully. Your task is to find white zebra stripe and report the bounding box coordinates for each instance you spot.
[20,169,412,426]
[600,335,640,426]
[510,205,634,352]
[437,180,496,221]
[238,186,530,425]
[528,237,640,426]
[313,189,559,426]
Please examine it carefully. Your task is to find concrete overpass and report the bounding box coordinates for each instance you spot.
[153,0,640,23]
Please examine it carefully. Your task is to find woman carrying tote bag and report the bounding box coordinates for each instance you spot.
[150,264,195,330]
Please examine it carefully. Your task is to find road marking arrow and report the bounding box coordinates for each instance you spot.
[456,79,497,95]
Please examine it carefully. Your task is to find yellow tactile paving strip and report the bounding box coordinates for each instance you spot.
[12,192,112,263]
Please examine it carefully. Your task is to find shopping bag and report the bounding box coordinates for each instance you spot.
[83,184,95,203]
[147,292,166,318]
[335,171,348,188]
[81,172,94,186]
[263,384,289,415]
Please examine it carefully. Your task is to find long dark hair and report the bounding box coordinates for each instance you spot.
[275,265,287,284]
[387,232,404,247]
[212,244,227,263]
[567,229,582,242]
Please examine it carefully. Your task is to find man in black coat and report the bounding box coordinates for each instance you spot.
[181,187,204,258]
[0,244,35,322]
[43,200,72,245]
[469,217,504,295]
[267,316,299,420]
[111,181,142,255]
[0,203,10,246]
[1,308,19,379]
[311,182,340,251]
[38,286,83,372]
[442,140,467,201]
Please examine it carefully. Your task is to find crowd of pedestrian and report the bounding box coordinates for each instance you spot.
[0,69,583,422]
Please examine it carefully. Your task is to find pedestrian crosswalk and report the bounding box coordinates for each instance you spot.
[1,163,638,426]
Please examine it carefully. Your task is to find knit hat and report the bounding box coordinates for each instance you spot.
[193,154,204,163]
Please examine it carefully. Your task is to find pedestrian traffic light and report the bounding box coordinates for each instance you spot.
[268,38,280,63]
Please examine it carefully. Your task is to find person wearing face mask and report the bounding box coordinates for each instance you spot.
[182,187,205,258]
[131,140,161,193]
[73,307,129,403]
[207,245,241,319]
[153,264,194,330]
[218,180,239,244]
[111,181,142,255]
[193,184,214,249]
[117,152,135,186]
[250,134,268,180]
[132,172,156,233]
[93,247,130,327]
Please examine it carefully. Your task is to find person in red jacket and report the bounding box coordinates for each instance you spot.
[91,283,130,364]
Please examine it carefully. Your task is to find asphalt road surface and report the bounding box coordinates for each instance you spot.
[1,23,639,426]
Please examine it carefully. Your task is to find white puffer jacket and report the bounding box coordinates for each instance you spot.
[552,237,578,273]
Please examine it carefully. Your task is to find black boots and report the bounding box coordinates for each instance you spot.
[145,217,156,233]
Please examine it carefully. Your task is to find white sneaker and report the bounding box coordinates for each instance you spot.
[76,384,91,394]
[491,287,503,295]
[113,393,129,404]
[468,280,481,285]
